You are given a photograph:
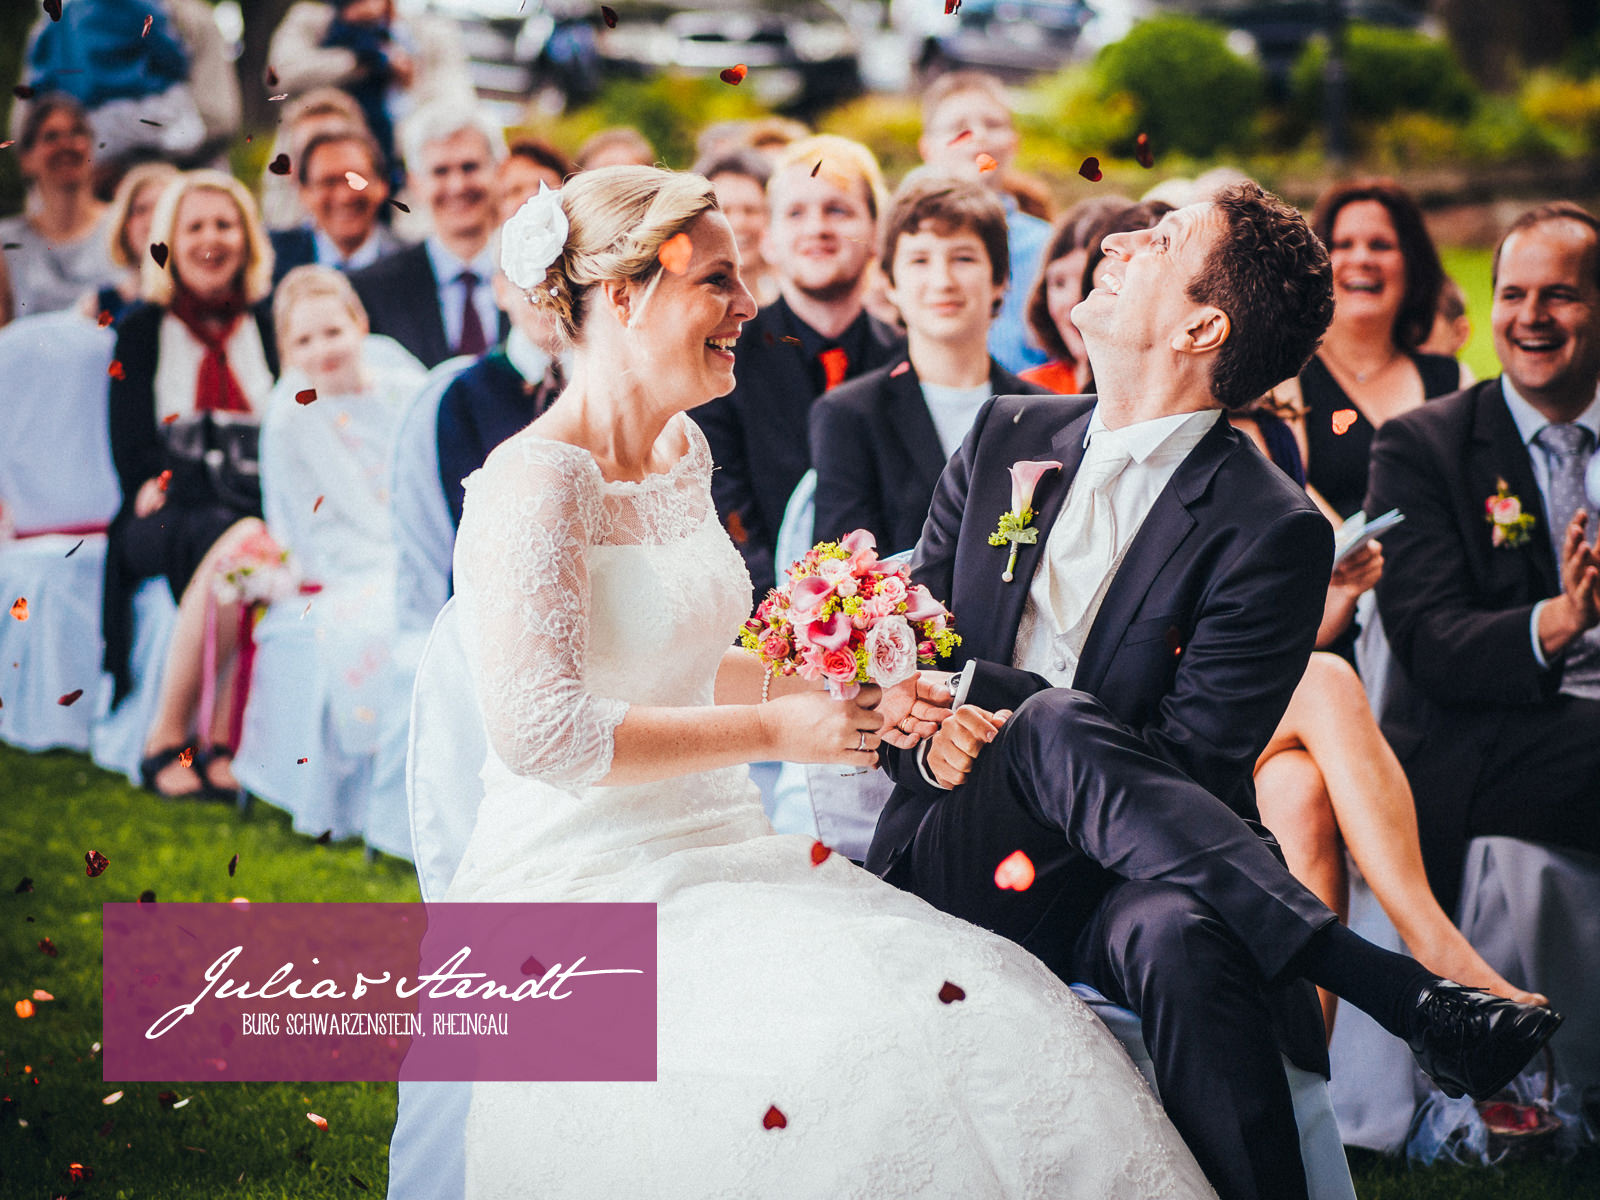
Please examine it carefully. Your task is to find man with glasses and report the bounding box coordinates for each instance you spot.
[269,127,403,285]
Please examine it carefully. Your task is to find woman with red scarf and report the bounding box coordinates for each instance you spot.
[104,171,279,798]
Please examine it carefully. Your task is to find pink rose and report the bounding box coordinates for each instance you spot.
[760,635,792,662]
[1489,496,1522,524]
[873,574,908,607]
[797,645,827,681]
[820,648,859,683]
[865,616,917,686]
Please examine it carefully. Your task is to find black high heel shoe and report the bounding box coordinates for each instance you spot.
[139,746,204,798]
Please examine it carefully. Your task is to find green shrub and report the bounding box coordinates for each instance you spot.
[1291,24,1478,125]
[1091,16,1266,158]
[536,73,770,169]
[1019,63,1140,164]
[1519,69,1600,150]
[817,93,923,183]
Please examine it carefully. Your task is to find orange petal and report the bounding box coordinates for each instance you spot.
[975,153,998,174]
[1331,408,1358,435]
[809,841,832,867]
[307,1112,329,1131]
[658,232,693,275]
[993,849,1035,891]
[15,998,35,1018]
[10,597,27,621]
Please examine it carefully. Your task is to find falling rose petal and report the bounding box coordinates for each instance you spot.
[390,199,410,214]
[38,937,57,956]
[15,876,32,893]
[142,15,152,37]
[994,849,1035,891]
[266,67,279,88]
[948,129,973,146]
[0,141,12,150]
[108,359,127,380]
[57,689,84,707]
[103,1090,123,1105]
[139,118,164,128]
[268,153,292,176]
[600,5,618,27]
[779,334,802,345]
[269,93,289,102]
[944,0,960,13]
[809,841,832,867]
[173,1096,192,1108]
[313,495,325,513]
[975,152,999,173]
[1331,408,1358,436]
[44,0,63,21]
[97,309,114,327]
[227,853,238,877]
[315,830,333,844]
[307,1112,329,1131]
[810,160,822,177]
[15,999,35,1019]
[657,232,693,275]
[720,63,748,86]
[10,598,27,621]
[178,746,194,767]
[762,1104,787,1130]
[1135,132,1155,169]
[158,1090,180,1107]
[297,757,309,764]
[726,512,749,544]
[345,170,369,191]
[66,1163,93,1182]
[13,86,35,101]
[349,1175,371,1192]
[85,849,110,878]
[150,242,169,268]
[1164,626,1184,657]
[520,955,546,977]
[1078,157,1103,183]
[161,412,179,425]
[32,989,54,1001]
[296,387,318,405]
[156,469,173,492]
[938,980,966,1004]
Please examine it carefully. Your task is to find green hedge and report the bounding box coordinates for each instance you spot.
[1291,24,1479,125]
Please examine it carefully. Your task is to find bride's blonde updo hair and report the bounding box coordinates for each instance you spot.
[504,165,718,345]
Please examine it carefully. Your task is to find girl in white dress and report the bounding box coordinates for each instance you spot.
[441,165,1215,1199]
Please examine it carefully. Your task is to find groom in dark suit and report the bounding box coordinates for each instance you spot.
[866,184,1561,1200]
[1365,202,1600,913]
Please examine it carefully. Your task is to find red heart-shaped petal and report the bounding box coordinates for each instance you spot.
[993,849,1035,891]
[268,153,292,176]
[85,849,109,878]
[296,388,318,406]
[938,981,966,1004]
[762,1104,787,1130]
[108,360,126,380]
[601,5,618,27]
[1135,132,1155,169]
[1078,157,1103,183]
[809,841,832,867]
[150,242,168,268]
[719,64,748,86]
[57,689,83,706]
[43,0,63,21]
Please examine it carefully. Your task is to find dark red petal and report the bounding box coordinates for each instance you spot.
[762,1104,787,1130]
[600,5,618,27]
[268,154,292,176]
[938,980,966,1004]
[1078,157,1103,183]
[719,64,748,85]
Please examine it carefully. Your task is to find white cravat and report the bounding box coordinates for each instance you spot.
[1012,407,1221,686]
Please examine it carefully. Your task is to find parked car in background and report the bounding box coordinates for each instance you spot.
[598,3,863,115]
[893,0,1093,81]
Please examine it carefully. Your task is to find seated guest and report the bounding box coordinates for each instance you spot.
[257,87,367,231]
[0,94,117,317]
[1366,202,1600,913]
[80,160,179,327]
[497,138,572,221]
[1420,273,1473,360]
[1020,196,1131,395]
[693,147,779,307]
[574,126,655,171]
[916,71,1050,373]
[693,134,903,600]
[1282,179,1467,520]
[811,171,1044,554]
[436,264,566,529]
[269,127,402,283]
[350,101,507,368]
[103,170,279,798]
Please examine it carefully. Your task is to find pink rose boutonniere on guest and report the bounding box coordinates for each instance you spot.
[989,459,1062,582]
[1485,478,1538,549]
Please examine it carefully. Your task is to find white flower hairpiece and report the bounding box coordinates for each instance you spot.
[501,183,569,292]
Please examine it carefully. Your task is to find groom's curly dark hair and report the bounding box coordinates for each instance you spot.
[1188,182,1334,411]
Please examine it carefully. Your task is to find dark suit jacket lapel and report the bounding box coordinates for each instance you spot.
[410,248,450,368]
[1073,415,1235,694]
[878,360,947,495]
[981,405,1092,664]
[1469,379,1560,596]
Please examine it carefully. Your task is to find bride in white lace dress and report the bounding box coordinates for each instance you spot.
[442,166,1214,1199]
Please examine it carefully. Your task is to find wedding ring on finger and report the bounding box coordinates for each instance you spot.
[856,731,868,752]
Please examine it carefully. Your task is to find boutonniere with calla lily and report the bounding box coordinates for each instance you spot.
[1485,477,1538,549]
[989,460,1062,582]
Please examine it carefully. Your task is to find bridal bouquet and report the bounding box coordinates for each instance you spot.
[740,530,960,698]
[213,528,299,606]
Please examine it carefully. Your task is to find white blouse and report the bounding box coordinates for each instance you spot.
[152,311,277,424]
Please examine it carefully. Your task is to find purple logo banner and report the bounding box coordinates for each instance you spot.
[102,902,656,1082]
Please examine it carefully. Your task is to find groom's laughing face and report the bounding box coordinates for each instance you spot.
[1073,203,1226,366]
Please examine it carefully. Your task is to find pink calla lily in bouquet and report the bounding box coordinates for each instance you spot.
[740,529,961,699]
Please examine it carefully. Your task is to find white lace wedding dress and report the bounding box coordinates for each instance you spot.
[443,414,1214,1199]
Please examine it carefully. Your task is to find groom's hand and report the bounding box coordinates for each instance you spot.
[926,706,1011,790]
[879,672,955,749]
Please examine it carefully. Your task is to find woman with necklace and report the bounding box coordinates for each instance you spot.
[1279,180,1467,520]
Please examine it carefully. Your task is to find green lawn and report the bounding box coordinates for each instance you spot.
[3,743,1597,1198]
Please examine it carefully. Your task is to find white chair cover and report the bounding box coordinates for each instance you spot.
[89,578,179,782]
[1072,986,1358,1200]
[235,351,425,842]
[0,312,120,752]
[1458,836,1600,1097]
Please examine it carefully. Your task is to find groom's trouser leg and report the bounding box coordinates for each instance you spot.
[1068,880,1309,1200]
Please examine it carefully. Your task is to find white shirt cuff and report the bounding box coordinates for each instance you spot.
[1530,600,1552,669]
[915,741,950,791]
[951,664,975,709]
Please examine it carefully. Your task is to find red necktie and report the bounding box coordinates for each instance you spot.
[457,271,488,357]
[818,346,849,392]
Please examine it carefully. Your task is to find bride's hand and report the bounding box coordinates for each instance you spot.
[878,672,955,749]
[760,685,884,768]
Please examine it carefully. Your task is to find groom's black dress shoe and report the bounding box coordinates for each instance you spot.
[1407,981,1564,1100]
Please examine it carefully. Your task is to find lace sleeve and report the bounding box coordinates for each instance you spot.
[453,438,629,787]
